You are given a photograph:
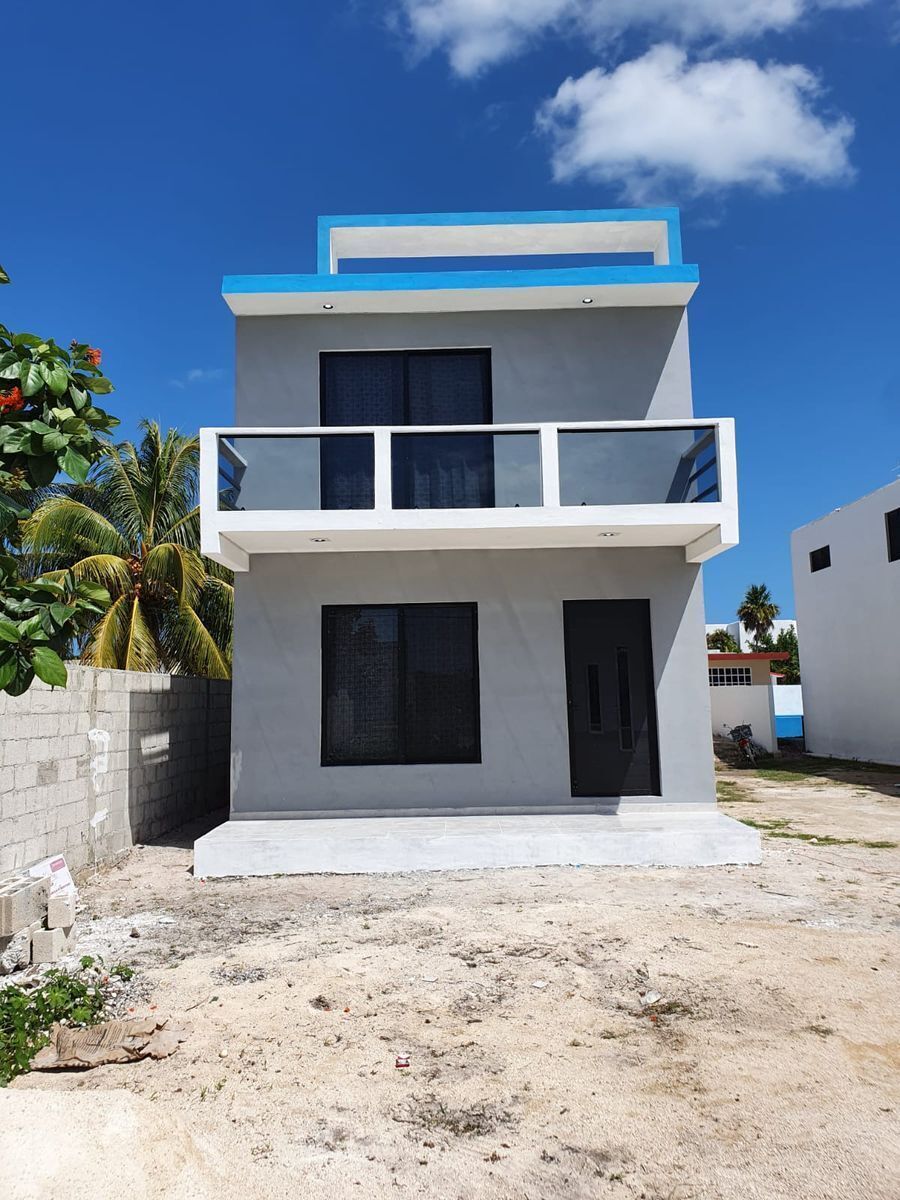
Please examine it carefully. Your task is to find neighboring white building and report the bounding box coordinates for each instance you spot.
[194,208,759,875]
[791,478,900,765]
[707,652,789,753]
[705,619,803,738]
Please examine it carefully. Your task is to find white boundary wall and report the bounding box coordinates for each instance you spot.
[709,684,777,753]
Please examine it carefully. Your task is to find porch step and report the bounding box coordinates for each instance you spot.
[193,811,761,878]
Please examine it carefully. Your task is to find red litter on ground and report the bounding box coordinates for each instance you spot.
[395,1054,410,1069]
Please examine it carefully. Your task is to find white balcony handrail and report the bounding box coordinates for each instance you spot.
[198,416,738,571]
[204,418,722,438]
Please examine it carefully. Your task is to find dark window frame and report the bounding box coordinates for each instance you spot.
[809,545,831,573]
[319,348,493,427]
[320,602,482,767]
[886,508,900,563]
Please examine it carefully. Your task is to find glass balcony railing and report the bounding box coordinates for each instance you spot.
[216,423,720,512]
[391,432,541,509]
[558,426,718,506]
[218,434,375,511]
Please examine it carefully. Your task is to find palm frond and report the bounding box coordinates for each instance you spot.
[89,441,148,548]
[143,542,205,607]
[22,497,129,562]
[163,505,201,549]
[203,555,234,584]
[123,597,161,672]
[71,553,133,595]
[160,602,231,679]
[81,593,132,668]
[142,423,200,544]
[195,576,234,659]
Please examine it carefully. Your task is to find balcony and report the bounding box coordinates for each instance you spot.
[199,419,737,571]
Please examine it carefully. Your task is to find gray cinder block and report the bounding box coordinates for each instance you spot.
[0,874,50,937]
[47,891,77,930]
[31,922,76,963]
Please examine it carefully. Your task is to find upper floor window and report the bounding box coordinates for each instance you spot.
[809,545,831,573]
[886,508,900,563]
[320,350,494,510]
[320,349,492,426]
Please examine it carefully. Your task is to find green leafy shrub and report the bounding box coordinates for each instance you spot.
[0,966,106,1085]
[0,560,109,694]
[0,316,119,694]
[0,328,117,497]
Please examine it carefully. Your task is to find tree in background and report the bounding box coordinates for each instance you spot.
[706,628,740,653]
[754,624,801,685]
[736,583,780,644]
[24,422,232,678]
[0,271,120,694]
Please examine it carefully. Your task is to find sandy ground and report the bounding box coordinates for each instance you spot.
[3,752,899,1200]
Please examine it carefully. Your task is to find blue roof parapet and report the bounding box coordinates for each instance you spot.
[223,209,697,315]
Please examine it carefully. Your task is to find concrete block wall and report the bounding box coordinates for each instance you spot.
[0,666,231,876]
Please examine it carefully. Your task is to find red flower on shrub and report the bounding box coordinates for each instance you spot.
[85,347,102,367]
[0,386,24,413]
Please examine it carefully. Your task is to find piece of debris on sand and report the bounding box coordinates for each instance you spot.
[30,1017,189,1070]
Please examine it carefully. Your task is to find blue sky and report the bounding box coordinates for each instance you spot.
[3,0,898,621]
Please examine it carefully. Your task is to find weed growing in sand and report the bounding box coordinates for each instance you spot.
[0,966,105,1085]
[739,816,896,849]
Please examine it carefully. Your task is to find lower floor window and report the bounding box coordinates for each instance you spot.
[322,603,481,765]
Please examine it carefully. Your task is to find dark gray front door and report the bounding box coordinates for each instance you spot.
[563,600,661,797]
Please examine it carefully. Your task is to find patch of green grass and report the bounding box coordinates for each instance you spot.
[739,817,792,831]
[0,967,105,1085]
[767,831,855,845]
[754,769,828,784]
[770,755,899,777]
[738,816,898,850]
[716,780,743,802]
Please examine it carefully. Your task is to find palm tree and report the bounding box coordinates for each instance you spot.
[22,421,232,677]
[736,583,779,646]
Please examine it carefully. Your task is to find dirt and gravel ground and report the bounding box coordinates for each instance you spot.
[3,750,899,1200]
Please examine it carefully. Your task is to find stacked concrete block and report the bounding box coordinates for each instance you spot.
[31,918,77,964]
[0,873,50,940]
[0,871,82,965]
[47,890,76,929]
[0,666,231,875]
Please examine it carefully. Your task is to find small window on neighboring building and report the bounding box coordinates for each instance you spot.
[809,545,831,572]
[709,666,752,687]
[886,508,900,563]
[321,603,481,766]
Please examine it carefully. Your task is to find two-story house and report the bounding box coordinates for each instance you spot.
[194,209,760,875]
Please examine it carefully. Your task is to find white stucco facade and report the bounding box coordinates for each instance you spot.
[791,478,900,765]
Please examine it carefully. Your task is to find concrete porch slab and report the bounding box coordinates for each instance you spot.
[193,811,761,878]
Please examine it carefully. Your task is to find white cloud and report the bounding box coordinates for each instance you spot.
[398,0,870,76]
[536,45,854,201]
[169,367,226,390]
